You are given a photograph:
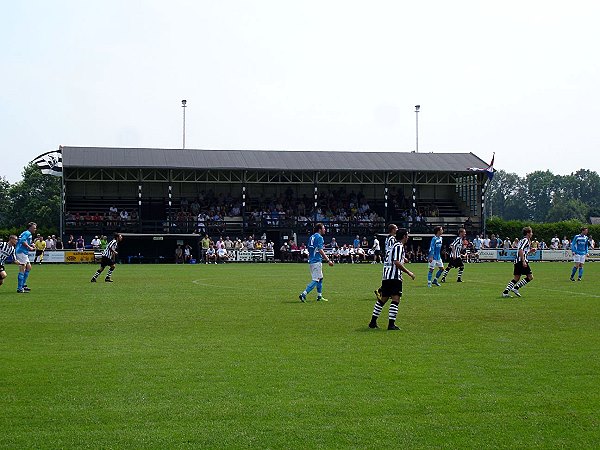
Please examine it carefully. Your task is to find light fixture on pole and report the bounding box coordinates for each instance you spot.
[415,105,420,153]
[181,99,187,149]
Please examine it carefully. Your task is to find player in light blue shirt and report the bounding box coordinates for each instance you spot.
[15,222,37,293]
[299,223,334,302]
[570,227,589,281]
[427,226,444,287]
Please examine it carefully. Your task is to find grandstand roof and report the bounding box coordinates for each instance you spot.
[61,146,488,173]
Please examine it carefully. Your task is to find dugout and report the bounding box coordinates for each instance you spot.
[59,146,490,261]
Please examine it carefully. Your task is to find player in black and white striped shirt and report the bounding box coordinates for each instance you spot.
[441,228,466,283]
[90,233,123,283]
[368,226,415,330]
[0,235,18,288]
[374,227,398,301]
[502,226,534,298]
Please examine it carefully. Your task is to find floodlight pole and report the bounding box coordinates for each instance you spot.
[415,105,420,153]
[182,99,187,149]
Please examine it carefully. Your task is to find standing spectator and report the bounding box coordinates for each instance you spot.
[353,235,360,250]
[562,236,570,249]
[473,235,483,253]
[55,238,64,250]
[90,236,101,250]
[67,234,76,249]
[175,245,184,264]
[200,234,210,261]
[76,236,85,252]
[372,235,382,264]
[551,235,560,250]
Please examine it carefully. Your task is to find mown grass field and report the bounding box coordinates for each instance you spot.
[1,261,599,449]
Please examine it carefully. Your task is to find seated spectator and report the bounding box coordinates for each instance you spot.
[206,246,217,264]
[184,244,193,263]
[120,210,129,221]
[217,247,229,263]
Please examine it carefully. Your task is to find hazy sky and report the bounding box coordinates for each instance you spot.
[2,0,599,183]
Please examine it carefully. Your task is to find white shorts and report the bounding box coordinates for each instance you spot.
[428,259,444,269]
[309,262,323,281]
[573,254,586,264]
[15,252,30,265]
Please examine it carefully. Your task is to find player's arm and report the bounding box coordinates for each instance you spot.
[518,247,527,265]
[318,248,334,266]
[394,259,415,279]
[427,240,434,262]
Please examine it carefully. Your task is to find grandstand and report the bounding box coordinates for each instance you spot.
[60,146,489,261]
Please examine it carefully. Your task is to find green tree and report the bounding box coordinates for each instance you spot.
[546,199,590,223]
[525,170,556,222]
[0,177,11,227]
[7,163,61,230]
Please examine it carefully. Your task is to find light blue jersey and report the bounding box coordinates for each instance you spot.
[571,234,589,256]
[308,232,324,264]
[16,230,32,255]
[428,236,443,260]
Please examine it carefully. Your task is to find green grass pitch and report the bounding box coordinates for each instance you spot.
[1,261,599,448]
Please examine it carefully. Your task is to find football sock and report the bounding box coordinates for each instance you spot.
[427,271,433,282]
[435,269,443,279]
[515,279,529,290]
[316,279,323,295]
[388,302,398,323]
[304,280,318,294]
[17,272,25,290]
[578,267,583,279]
[441,269,449,279]
[106,269,113,279]
[571,267,577,279]
[503,280,515,294]
[372,300,385,318]
[23,270,30,285]
[92,271,101,280]
[457,267,464,280]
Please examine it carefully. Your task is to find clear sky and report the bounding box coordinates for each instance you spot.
[2,0,599,183]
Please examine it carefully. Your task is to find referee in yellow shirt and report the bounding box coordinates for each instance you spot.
[33,236,46,264]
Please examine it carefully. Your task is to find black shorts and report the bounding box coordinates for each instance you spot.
[35,250,43,256]
[381,279,403,297]
[513,262,532,276]
[100,256,115,268]
[448,257,464,269]
[374,250,381,256]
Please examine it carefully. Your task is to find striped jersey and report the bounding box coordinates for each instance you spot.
[450,236,463,259]
[382,241,405,281]
[514,237,531,263]
[0,242,16,264]
[102,239,119,260]
[384,235,396,252]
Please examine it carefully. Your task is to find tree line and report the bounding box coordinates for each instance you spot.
[0,164,61,235]
[486,169,600,223]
